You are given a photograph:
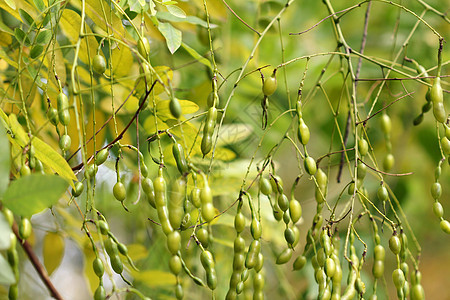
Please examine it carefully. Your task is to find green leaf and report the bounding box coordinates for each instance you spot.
[14,28,31,46]
[157,22,181,54]
[216,124,253,147]
[156,12,217,28]
[0,123,10,196]
[181,42,212,70]
[19,9,34,27]
[0,214,13,250]
[156,99,199,121]
[36,30,52,44]
[30,44,44,59]
[33,0,46,11]
[3,0,16,10]
[2,174,69,217]
[0,254,15,285]
[166,5,186,19]
[0,48,18,68]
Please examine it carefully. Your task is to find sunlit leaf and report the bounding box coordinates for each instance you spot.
[19,9,34,27]
[30,44,44,59]
[156,99,199,121]
[158,22,182,54]
[33,0,46,11]
[2,174,68,217]
[36,30,52,44]
[111,46,133,77]
[181,42,212,70]
[156,12,217,28]
[3,0,16,10]
[43,232,65,275]
[166,5,186,19]
[216,124,253,147]
[14,28,30,46]
[132,270,176,287]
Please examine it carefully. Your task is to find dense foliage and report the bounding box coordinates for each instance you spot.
[0,0,449,299]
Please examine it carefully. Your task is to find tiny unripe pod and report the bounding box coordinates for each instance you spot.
[142,177,156,208]
[380,114,392,135]
[374,244,385,261]
[431,182,442,200]
[383,153,394,171]
[284,227,296,246]
[232,253,245,271]
[104,238,118,257]
[3,208,14,227]
[293,255,307,270]
[93,257,105,277]
[433,201,444,218]
[84,164,98,180]
[138,37,151,60]
[440,220,450,234]
[392,268,405,289]
[167,231,181,254]
[355,277,366,295]
[197,227,209,247]
[59,134,71,152]
[372,260,384,279]
[433,101,447,123]
[325,257,336,278]
[19,218,32,240]
[413,114,424,126]
[289,199,302,223]
[262,73,277,96]
[277,194,289,212]
[117,243,128,256]
[253,272,265,291]
[169,98,182,119]
[8,284,18,300]
[234,212,246,233]
[206,269,217,290]
[441,137,450,156]
[357,161,367,179]
[297,118,310,145]
[57,93,70,126]
[93,54,107,74]
[113,182,126,202]
[234,236,246,253]
[72,181,84,197]
[95,148,109,165]
[411,283,425,300]
[98,220,109,235]
[175,283,183,300]
[190,187,201,208]
[377,185,388,201]
[20,164,31,176]
[172,143,188,174]
[169,255,182,275]
[250,219,262,240]
[94,285,106,300]
[389,235,401,254]
[201,134,212,157]
[304,156,317,175]
[200,250,215,270]
[245,240,261,269]
[359,138,369,156]
[202,202,215,223]
[47,107,59,125]
[259,177,272,196]
[110,254,123,274]
[276,248,293,264]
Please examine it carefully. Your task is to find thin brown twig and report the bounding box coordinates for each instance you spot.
[359,159,413,177]
[356,91,414,125]
[12,222,64,300]
[221,0,261,35]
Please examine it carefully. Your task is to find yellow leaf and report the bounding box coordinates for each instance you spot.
[111,46,134,78]
[131,270,176,287]
[59,9,98,65]
[216,124,252,147]
[43,232,65,276]
[127,243,149,262]
[153,66,173,95]
[82,0,125,36]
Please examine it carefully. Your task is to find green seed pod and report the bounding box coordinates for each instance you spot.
[95,149,109,165]
[433,101,447,123]
[8,284,18,300]
[20,164,31,176]
[142,177,156,208]
[169,98,182,119]
[389,235,401,255]
[431,182,442,200]
[234,212,246,233]
[380,114,392,135]
[411,284,425,300]
[202,202,215,223]
[446,125,450,139]
[359,138,369,156]
[251,219,262,240]
[226,290,237,300]
[190,187,201,208]
[7,247,18,267]
[138,37,151,59]
[57,92,69,119]
[93,258,105,277]
[154,176,166,206]
[377,185,388,201]
[422,100,432,112]
[94,285,106,300]
[98,220,109,235]
[316,248,326,268]
[262,73,277,96]
[272,203,283,221]
[355,277,366,295]
[372,260,384,279]
[113,182,126,202]
[140,162,149,178]
[206,107,218,127]
[433,201,444,218]
[201,250,215,270]
[234,236,246,253]
[289,199,302,223]
[167,231,181,254]
[197,227,209,248]
[284,227,296,246]
[84,164,98,179]
[325,257,336,278]
[392,268,405,289]
[374,244,385,261]
[3,208,14,227]
[441,137,450,156]
[357,162,367,179]
[59,134,71,152]
[297,118,310,145]
[117,243,128,256]
[277,194,289,212]
[157,205,174,235]
[201,134,212,157]
[440,220,450,234]
[236,280,244,294]
[270,175,283,194]
[255,252,264,273]
[93,54,107,74]
[383,153,394,171]
[59,110,70,126]
[110,254,123,274]
[430,77,443,103]
[259,177,272,196]
[169,255,182,275]
[47,107,59,125]
[172,143,188,174]
[254,272,265,290]
[233,253,245,271]
[293,255,307,270]
[104,238,118,257]
[276,248,293,264]
[245,240,261,269]
[304,156,317,175]
[72,181,84,197]
[413,114,424,126]
[19,218,32,240]
[315,267,326,285]
[175,283,183,300]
